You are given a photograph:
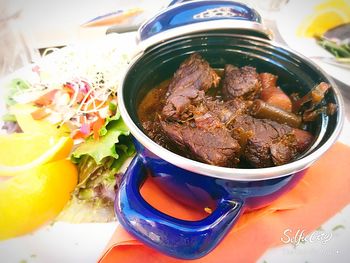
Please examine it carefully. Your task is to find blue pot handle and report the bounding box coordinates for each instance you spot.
[115,155,244,259]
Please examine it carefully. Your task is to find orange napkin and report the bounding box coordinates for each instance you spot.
[99,142,350,263]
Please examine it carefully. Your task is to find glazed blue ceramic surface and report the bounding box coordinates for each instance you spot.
[115,0,344,260]
[138,0,268,43]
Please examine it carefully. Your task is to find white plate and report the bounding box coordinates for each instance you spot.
[275,0,350,86]
[0,32,137,262]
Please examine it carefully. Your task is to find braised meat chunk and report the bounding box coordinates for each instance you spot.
[162,53,220,120]
[232,115,297,168]
[260,72,292,112]
[222,65,261,100]
[161,115,241,167]
[204,97,250,125]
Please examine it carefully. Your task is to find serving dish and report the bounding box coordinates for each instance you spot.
[115,0,344,259]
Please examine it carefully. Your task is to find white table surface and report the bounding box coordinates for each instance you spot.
[1,0,350,262]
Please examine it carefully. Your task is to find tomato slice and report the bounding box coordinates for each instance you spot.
[92,116,105,140]
[31,108,50,120]
[34,89,58,106]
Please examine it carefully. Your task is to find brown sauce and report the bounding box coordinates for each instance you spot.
[137,79,170,124]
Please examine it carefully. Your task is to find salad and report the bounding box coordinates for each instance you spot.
[1,35,137,222]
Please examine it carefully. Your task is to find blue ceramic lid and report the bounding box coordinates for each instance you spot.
[138,0,271,49]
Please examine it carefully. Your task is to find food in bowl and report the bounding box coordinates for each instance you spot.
[138,53,335,168]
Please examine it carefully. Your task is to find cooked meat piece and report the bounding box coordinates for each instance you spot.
[142,120,168,147]
[193,112,224,130]
[188,97,249,125]
[204,97,250,125]
[167,54,220,93]
[233,115,292,146]
[162,53,220,120]
[160,114,241,167]
[260,73,292,112]
[232,115,297,167]
[260,72,278,89]
[270,134,297,166]
[222,65,261,100]
[292,128,314,153]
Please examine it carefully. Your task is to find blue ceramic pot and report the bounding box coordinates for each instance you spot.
[115,0,344,260]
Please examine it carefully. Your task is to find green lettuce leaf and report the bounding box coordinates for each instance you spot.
[4,78,31,106]
[71,116,131,164]
[98,109,120,137]
[64,113,135,223]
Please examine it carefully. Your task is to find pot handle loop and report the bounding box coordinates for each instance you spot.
[115,155,244,259]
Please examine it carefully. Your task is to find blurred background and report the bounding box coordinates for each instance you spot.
[1,0,168,49]
[2,0,349,86]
